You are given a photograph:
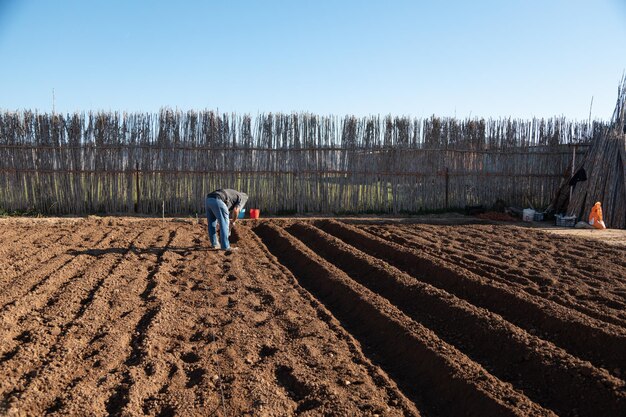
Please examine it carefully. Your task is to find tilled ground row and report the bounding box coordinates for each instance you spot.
[1,217,625,417]
[311,220,626,372]
[360,223,626,327]
[252,220,626,417]
[1,218,416,416]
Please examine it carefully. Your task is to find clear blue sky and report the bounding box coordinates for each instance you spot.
[0,0,625,120]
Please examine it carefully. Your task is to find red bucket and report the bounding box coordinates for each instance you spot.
[249,208,260,219]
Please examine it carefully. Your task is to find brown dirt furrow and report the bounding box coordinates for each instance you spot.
[0,222,27,240]
[130,225,227,415]
[137,232,226,416]
[0,221,86,287]
[0,224,105,306]
[53,225,169,416]
[0,226,53,258]
[118,224,226,416]
[364,225,626,328]
[287,222,626,417]
[215,225,418,416]
[0,226,115,348]
[397,224,626,283]
[413,224,626,300]
[2,217,623,416]
[496,226,626,273]
[0,221,47,250]
[400,224,626,290]
[0,227,146,412]
[100,226,181,416]
[0,253,75,311]
[317,220,626,375]
[254,223,555,417]
[6,218,86,248]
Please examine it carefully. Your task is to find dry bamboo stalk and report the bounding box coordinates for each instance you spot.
[0,110,604,216]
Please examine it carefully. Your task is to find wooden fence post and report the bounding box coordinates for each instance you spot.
[135,161,140,213]
[445,167,449,210]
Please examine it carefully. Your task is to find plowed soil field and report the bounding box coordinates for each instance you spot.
[1,217,625,417]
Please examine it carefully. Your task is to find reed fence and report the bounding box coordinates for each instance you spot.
[0,110,600,215]
[566,77,626,228]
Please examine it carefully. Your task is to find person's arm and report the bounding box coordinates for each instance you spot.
[232,206,241,225]
[231,192,248,225]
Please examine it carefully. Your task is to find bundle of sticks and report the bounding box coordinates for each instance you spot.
[566,76,626,228]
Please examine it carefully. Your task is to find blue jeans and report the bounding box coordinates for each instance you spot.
[206,197,230,249]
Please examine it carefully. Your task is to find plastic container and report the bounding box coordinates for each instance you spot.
[237,209,246,219]
[249,208,260,219]
[555,214,576,227]
[522,208,535,222]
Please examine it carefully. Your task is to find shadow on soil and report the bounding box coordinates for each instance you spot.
[67,246,210,257]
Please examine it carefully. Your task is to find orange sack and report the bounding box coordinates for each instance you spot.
[588,202,607,230]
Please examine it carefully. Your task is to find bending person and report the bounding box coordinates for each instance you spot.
[205,188,248,251]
